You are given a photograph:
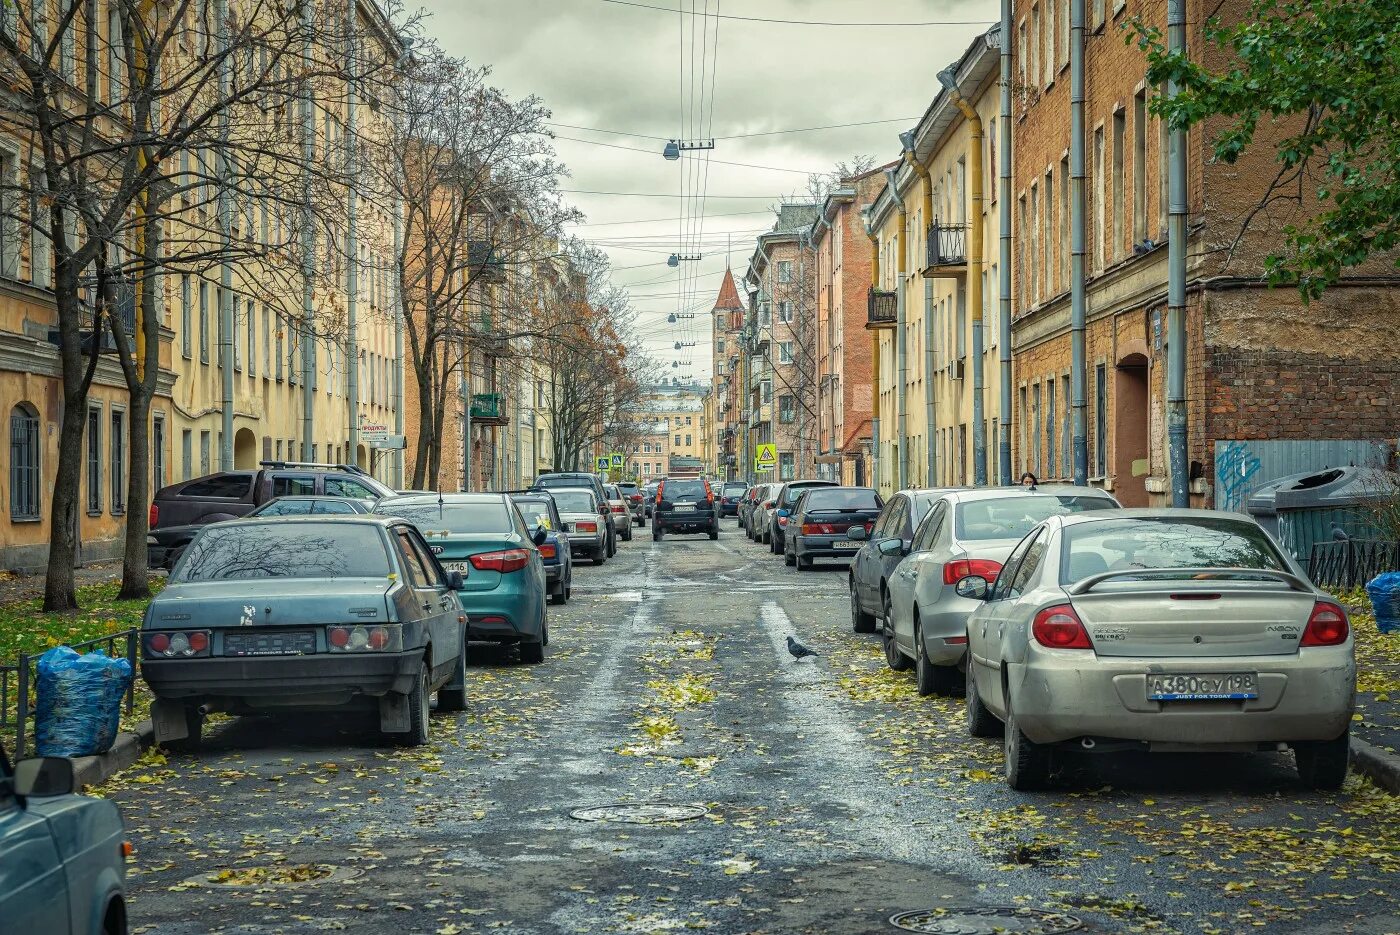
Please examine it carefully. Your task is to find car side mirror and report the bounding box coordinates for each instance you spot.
[13,757,74,797]
[877,537,904,556]
[445,570,466,591]
[848,526,868,541]
[532,525,549,546]
[599,505,609,516]
[954,575,990,601]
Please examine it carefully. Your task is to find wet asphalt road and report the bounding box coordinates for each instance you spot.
[104,524,1399,935]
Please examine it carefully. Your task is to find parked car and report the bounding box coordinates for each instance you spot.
[783,486,883,570]
[958,509,1356,790]
[737,485,761,531]
[143,516,469,749]
[884,486,1120,692]
[848,488,959,634]
[653,477,718,541]
[147,461,392,569]
[0,747,128,935]
[509,492,574,606]
[603,484,635,542]
[766,480,838,555]
[246,495,374,517]
[717,481,749,518]
[534,472,617,556]
[748,484,781,542]
[377,493,550,662]
[642,482,661,519]
[550,487,610,564]
[616,481,647,527]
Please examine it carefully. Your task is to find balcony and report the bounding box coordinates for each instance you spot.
[924,221,968,273]
[469,393,508,425]
[468,241,506,282]
[866,287,897,330]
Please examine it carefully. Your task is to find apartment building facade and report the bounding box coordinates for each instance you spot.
[709,268,746,480]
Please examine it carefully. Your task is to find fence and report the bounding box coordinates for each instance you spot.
[1307,539,1400,592]
[1,629,138,758]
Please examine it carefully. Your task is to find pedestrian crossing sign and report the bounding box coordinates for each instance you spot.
[610,452,625,468]
[755,443,778,470]
[595,456,610,472]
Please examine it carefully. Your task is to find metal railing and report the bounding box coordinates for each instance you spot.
[1308,539,1400,591]
[2,629,138,758]
[926,221,968,267]
[867,287,897,328]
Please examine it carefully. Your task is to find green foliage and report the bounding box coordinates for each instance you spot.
[0,580,162,665]
[1128,0,1400,298]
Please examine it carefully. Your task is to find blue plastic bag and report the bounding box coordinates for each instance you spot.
[1365,571,1400,635]
[35,646,133,757]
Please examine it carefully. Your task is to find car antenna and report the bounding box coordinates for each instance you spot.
[437,488,444,523]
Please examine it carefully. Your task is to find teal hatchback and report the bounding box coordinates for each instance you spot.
[375,494,550,663]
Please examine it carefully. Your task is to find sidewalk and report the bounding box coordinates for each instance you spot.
[1344,596,1400,791]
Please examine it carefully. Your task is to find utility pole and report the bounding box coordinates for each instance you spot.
[345,0,360,468]
[998,0,1014,485]
[392,199,404,488]
[299,0,316,461]
[1167,0,1189,507]
[215,0,234,468]
[1070,0,1089,485]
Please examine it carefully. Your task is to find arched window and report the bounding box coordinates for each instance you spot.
[10,404,41,520]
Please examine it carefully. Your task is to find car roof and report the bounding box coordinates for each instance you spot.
[378,492,507,505]
[1056,507,1257,528]
[218,514,399,527]
[939,485,1117,504]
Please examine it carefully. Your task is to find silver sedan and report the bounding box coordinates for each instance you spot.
[958,509,1356,791]
[884,486,1119,693]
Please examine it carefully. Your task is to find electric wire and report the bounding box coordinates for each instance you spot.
[591,0,994,27]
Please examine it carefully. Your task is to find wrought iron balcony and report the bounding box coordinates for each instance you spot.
[866,287,897,330]
[469,392,507,423]
[926,221,967,269]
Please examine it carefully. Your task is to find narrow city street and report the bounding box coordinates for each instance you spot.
[104,530,1399,935]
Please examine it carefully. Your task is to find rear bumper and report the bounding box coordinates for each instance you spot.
[143,650,422,702]
[655,511,716,532]
[460,590,541,642]
[793,536,860,560]
[569,533,606,555]
[1005,649,1356,747]
[917,598,984,666]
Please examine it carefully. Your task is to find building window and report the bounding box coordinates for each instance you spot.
[1059,156,1070,286]
[777,261,792,283]
[674,434,681,446]
[246,299,256,376]
[182,429,193,480]
[1029,181,1040,302]
[716,338,725,354]
[779,395,796,423]
[9,404,40,520]
[180,275,192,358]
[1093,126,1105,272]
[778,300,792,324]
[779,452,795,480]
[1045,379,1056,476]
[1133,90,1148,245]
[200,430,211,476]
[1030,5,1040,93]
[1044,169,1055,294]
[1059,0,1070,68]
[1032,382,1042,475]
[262,306,271,377]
[1112,109,1126,260]
[110,409,125,514]
[685,434,692,446]
[153,416,166,490]
[761,379,771,404]
[1043,0,1055,86]
[198,281,209,363]
[778,340,793,364]
[1017,386,1029,472]
[86,407,102,513]
[1095,363,1108,476]
[1061,374,1071,477]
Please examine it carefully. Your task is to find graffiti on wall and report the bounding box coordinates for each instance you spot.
[1216,441,1264,513]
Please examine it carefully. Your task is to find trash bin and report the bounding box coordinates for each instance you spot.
[1367,572,1400,635]
[1274,466,1400,560]
[34,646,133,758]
[1244,469,1320,543]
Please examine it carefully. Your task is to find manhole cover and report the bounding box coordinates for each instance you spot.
[889,907,1083,935]
[569,803,709,824]
[181,864,360,889]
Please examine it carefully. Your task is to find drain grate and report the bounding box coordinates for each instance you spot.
[181,864,360,889]
[889,907,1083,935]
[569,803,709,824]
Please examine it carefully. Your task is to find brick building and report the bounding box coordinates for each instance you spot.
[709,268,747,480]
[1009,0,1399,506]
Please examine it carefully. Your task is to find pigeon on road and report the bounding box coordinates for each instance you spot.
[786,636,818,660]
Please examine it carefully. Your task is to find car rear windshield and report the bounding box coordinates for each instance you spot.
[511,498,555,528]
[551,490,597,513]
[252,498,358,517]
[180,475,254,498]
[664,480,707,500]
[536,475,594,489]
[177,523,391,581]
[803,488,879,511]
[956,495,1116,541]
[783,483,829,505]
[723,483,748,494]
[374,500,512,532]
[1060,516,1288,582]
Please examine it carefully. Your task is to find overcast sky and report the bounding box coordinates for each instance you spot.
[416,0,996,384]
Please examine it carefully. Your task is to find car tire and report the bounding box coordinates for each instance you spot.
[623,525,633,542]
[883,624,912,672]
[104,897,128,935]
[519,640,545,664]
[1004,703,1051,790]
[608,533,617,557]
[784,549,796,567]
[1295,728,1349,790]
[594,545,607,564]
[549,588,566,606]
[393,660,431,747]
[769,532,780,554]
[965,669,1002,738]
[850,581,877,634]
[163,704,204,753]
[796,555,812,570]
[653,525,664,542]
[913,616,962,696]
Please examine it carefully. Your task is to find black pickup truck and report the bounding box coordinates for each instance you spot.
[147,461,394,569]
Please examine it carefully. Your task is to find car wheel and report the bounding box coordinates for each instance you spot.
[519,640,545,664]
[393,660,431,746]
[594,545,607,564]
[608,533,617,557]
[436,631,469,712]
[1295,728,1350,790]
[769,532,780,554]
[882,593,913,671]
[103,898,128,935]
[163,704,204,753]
[850,581,877,634]
[653,525,664,542]
[913,616,962,696]
[624,525,634,542]
[1004,703,1051,790]
[549,588,566,606]
[796,555,812,570]
[784,548,796,567]
[965,668,1002,738]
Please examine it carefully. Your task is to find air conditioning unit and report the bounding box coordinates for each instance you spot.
[947,358,966,381]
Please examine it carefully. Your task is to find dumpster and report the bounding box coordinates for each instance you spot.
[1274,466,1400,560]
[1244,469,1321,543]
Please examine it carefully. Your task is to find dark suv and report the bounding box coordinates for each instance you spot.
[717,481,749,518]
[652,477,718,541]
[148,462,393,569]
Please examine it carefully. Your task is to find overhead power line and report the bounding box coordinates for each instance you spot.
[567,208,774,228]
[552,134,821,176]
[591,0,994,27]
[547,116,918,143]
[561,188,776,199]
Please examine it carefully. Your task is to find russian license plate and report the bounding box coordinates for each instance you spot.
[1148,672,1258,701]
[443,561,471,573]
[831,541,857,550]
[224,631,316,657]
[674,504,695,512]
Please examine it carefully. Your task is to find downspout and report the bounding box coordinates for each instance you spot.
[215,0,234,468]
[883,167,908,492]
[1166,0,1189,506]
[998,4,1013,484]
[345,0,360,467]
[899,132,938,488]
[863,213,880,493]
[392,199,404,488]
[299,0,316,460]
[1070,0,1089,484]
[938,68,988,487]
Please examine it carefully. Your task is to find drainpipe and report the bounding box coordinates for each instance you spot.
[215,0,234,468]
[938,69,988,487]
[299,0,316,461]
[345,0,360,468]
[899,132,938,487]
[998,4,1013,485]
[392,199,404,488]
[1166,0,1189,506]
[1070,0,1089,485]
[884,167,908,492]
[863,212,881,494]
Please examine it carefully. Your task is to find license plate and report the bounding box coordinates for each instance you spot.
[224,631,316,657]
[831,541,857,550]
[1147,672,1258,701]
[443,561,471,573]
[674,504,695,512]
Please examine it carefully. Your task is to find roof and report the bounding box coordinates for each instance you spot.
[713,267,745,312]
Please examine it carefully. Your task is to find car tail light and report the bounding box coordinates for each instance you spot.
[1031,604,1093,650]
[1301,601,1349,647]
[148,504,159,527]
[629,495,643,503]
[778,515,789,527]
[327,625,400,652]
[479,615,508,625]
[943,559,1004,586]
[144,630,212,658]
[577,521,598,533]
[470,548,531,573]
[539,543,557,559]
[611,505,627,513]
[801,523,837,535]
[864,521,874,533]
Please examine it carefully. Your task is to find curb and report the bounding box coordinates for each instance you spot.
[71,719,155,790]
[1351,735,1400,795]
